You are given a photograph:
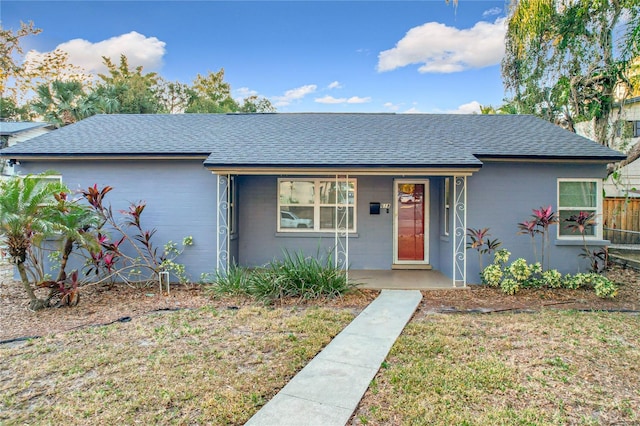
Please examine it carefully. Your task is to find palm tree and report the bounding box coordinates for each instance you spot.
[0,175,66,310]
[31,80,94,126]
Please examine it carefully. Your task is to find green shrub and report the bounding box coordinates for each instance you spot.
[205,250,356,304]
[593,275,618,298]
[494,249,511,265]
[481,264,503,287]
[206,264,251,298]
[542,269,563,289]
[500,278,520,295]
[507,258,531,282]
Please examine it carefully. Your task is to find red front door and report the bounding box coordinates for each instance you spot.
[395,181,428,263]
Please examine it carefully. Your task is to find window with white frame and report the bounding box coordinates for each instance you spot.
[443,178,450,236]
[557,179,601,239]
[278,178,356,232]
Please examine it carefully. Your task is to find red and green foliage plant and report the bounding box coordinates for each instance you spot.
[466,227,502,271]
[563,211,608,272]
[517,206,558,271]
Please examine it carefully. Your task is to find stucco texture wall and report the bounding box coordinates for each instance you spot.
[16,160,219,281]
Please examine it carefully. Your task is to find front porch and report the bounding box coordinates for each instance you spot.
[214,172,472,287]
[350,269,458,290]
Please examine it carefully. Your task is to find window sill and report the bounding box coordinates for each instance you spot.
[275,232,359,238]
[555,239,610,246]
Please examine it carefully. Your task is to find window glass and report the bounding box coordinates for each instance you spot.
[278,178,356,232]
[558,180,599,238]
[279,180,314,204]
[559,181,596,207]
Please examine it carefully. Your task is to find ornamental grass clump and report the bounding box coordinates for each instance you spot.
[205,250,357,304]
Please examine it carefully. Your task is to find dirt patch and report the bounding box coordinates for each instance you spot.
[1,265,638,342]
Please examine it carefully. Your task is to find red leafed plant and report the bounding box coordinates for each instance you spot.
[518,206,558,271]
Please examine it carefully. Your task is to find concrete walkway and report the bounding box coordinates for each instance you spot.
[245,289,422,426]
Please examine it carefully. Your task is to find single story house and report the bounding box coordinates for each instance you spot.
[0,113,626,286]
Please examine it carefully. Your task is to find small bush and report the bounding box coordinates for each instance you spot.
[204,250,356,304]
[507,258,531,282]
[542,269,563,289]
[207,265,251,298]
[481,264,503,287]
[500,278,520,295]
[479,249,617,298]
[593,275,618,298]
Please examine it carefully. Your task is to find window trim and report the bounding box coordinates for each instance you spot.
[557,178,602,240]
[277,178,357,233]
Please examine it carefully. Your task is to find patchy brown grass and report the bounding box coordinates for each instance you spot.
[352,311,640,425]
[0,304,358,425]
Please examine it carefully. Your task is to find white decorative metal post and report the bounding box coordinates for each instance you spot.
[334,174,349,281]
[452,176,467,287]
[216,174,230,275]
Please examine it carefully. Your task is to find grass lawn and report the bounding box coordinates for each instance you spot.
[0,305,355,425]
[353,310,640,425]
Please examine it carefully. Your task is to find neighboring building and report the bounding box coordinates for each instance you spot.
[0,113,625,285]
[601,96,640,198]
[0,122,54,176]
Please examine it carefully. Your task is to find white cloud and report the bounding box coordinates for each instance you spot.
[273,84,317,106]
[384,102,400,111]
[482,7,502,17]
[347,96,371,104]
[315,95,346,104]
[437,100,482,114]
[236,87,258,98]
[25,31,166,74]
[377,18,506,74]
[315,95,371,105]
[328,81,342,89]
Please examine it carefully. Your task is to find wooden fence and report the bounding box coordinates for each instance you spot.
[603,198,640,244]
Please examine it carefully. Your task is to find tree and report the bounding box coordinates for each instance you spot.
[155,78,191,114]
[502,0,640,147]
[96,55,162,114]
[0,21,41,98]
[0,97,32,121]
[30,80,96,126]
[0,175,67,310]
[186,68,276,113]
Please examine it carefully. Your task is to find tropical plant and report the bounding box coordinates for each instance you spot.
[466,227,502,271]
[518,206,558,271]
[563,211,608,272]
[79,184,193,285]
[30,80,95,126]
[0,174,66,309]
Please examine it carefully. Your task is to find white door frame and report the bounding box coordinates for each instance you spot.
[393,179,430,265]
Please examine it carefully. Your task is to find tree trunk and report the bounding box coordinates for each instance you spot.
[16,261,47,310]
[56,237,74,282]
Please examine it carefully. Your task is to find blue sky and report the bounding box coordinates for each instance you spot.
[2,1,509,113]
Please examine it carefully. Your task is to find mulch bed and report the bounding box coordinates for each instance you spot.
[1,265,638,342]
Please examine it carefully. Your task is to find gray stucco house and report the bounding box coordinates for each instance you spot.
[0,113,626,285]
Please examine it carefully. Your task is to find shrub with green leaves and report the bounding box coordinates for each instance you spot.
[507,258,531,282]
[493,249,511,266]
[500,278,520,295]
[593,275,618,298]
[481,264,503,287]
[205,250,357,304]
[542,269,563,289]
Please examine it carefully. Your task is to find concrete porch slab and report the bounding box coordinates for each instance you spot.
[350,269,457,290]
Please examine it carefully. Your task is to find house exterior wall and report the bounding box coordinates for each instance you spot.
[466,161,609,282]
[237,175,444,271]
[15,160,219,281]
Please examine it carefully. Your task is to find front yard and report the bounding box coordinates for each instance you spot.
[1,266,639,425]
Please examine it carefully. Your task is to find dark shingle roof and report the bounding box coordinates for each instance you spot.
[0,113,625,167]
